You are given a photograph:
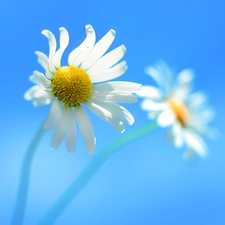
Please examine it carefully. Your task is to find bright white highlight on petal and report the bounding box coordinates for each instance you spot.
[74,106,96,154]
[157,110,175,127]
[90,61,127,82]
[87,45,126,74]
[141,100,166,111]
[81,29,116,70]
[93,92,137,103]
[93,82,141,93]
[87,101,125,133]
[91,97,134,125]
[137,86,163,100]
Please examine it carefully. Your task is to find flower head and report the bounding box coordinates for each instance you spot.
[25,25,141,153]
[137,60,215,158]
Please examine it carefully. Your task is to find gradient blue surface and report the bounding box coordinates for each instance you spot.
[1,0,225,224]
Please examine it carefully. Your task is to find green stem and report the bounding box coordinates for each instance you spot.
[11,121,45,225]
[37,121,159,225]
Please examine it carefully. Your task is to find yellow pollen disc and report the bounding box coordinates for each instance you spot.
[51,66,92,107]
[167,98,189,126]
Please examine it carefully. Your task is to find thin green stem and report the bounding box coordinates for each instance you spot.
[37,121,159,225]
[11,121,45,225]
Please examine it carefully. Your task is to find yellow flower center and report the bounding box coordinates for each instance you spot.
[167,98,189,126]
[51,66,92,107]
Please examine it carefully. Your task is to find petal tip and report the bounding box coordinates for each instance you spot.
[110,29,116,36]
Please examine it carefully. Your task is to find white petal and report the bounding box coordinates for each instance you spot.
[24,85,46,100]
[137,86,163,100]
[147,111,161,119]
[183,130,208,157]
[173,69,194,100]
[35,51,53,78]
[93,92,137,103]
[54,27,69,68]
[177,69,194,84]
[86,45,126,74]
[157,109,175,127]
[91,96,134,125]
[89,61,127,82]
[145,60,173,94]
[42,29,57,73]
[44,100,62,130]
[145,66,163,87]
[68,24,96,66]
[140,99,167,111]
[65,108,76,153]
[86,101,125,133]
[33,93,53,107]
[81,29,116,70]
[74,106,95,154]
[187,92,207,108]
[29,70,51,87]
[51,106,69,149]
[93,82,141,93]
[24,85,54,106]
[171,123,184,148]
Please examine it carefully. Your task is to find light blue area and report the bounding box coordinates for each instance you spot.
[0,0,225,224]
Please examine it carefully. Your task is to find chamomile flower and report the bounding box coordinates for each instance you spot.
[137,60,215,158]
[24,25,141,153]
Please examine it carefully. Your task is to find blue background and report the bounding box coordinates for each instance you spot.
[1,0,225,224]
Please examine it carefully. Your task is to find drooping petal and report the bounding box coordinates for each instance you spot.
[157,109,175,127]
[44,100,62,130]
[89,61,127,82]
[91,96,134,125]
[35,51,53,78]
[68,24,96,66]
[42,29,57,73]
[65,108,77,153]
[86,45,126,74]
[81,29,116,70]
[93,82,141,93]
[54,27,69,68]
[86,101,125,133]
[93,92,137,103]
[29,70,51,87]
[74,106,95,154]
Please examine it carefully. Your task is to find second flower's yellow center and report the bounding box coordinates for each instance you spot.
[167,98,189,126]
[51,66,92,107]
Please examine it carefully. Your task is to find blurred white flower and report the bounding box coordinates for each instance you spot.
[24,25,141,153]
[137,60,216,158]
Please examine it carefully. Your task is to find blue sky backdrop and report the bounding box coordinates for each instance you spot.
[1,0,225,224]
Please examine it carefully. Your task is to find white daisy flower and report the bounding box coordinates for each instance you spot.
[137,60,215,158]
[24,25,141,153]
